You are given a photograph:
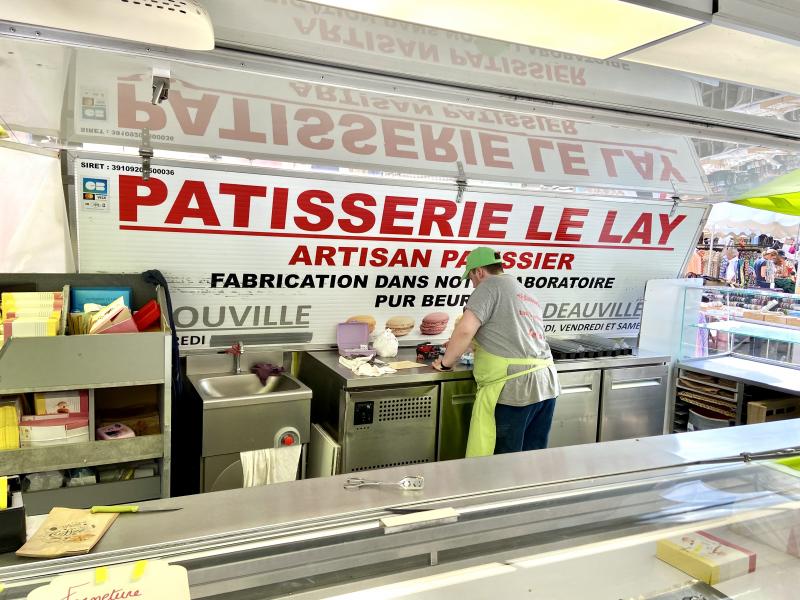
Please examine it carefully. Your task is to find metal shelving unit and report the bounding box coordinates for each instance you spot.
[0,273,173,514]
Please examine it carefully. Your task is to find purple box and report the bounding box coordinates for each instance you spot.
[337,322,372,356]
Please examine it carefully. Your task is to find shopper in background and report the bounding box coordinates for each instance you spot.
[723,248,741,286]
[773,250,796,293]
[753,249,777,289]
[433,247,560,457]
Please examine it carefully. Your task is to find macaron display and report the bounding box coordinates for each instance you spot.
[347,315,376,334]
[386,316,415,337]
[420,312,449,336]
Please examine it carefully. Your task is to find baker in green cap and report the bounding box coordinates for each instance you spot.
[433,247,559,457]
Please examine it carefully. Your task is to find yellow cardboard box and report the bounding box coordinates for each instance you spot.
[656,530,756,584]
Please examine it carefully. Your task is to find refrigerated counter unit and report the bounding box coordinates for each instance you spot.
[299,349,669,471]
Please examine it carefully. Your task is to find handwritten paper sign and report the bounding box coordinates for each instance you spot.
[27,560,189,600]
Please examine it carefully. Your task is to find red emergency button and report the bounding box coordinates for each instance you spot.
[281,434,295,446]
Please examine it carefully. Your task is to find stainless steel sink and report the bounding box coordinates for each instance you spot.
[189,372,312,407]
[197,373,297,398]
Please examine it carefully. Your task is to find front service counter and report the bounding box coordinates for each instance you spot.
[298,349,669,471]
[3,421,800,599]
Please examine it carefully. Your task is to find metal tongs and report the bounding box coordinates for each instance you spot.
[344,475,425,490]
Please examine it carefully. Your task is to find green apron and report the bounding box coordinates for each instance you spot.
[465,342,554,457]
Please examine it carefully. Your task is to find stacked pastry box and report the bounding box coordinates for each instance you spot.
[18,390,90,447]
[0,291,65,347]
[741,309,800,328]
[674,370,737,432]
[657,530,757,585]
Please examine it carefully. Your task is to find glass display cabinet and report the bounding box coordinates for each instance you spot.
[675,287,800,433]
[4,446,800,600]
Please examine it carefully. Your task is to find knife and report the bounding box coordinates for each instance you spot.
[90,505,182,514]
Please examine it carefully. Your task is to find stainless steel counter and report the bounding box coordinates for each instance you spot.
[303,349,670,389]
[3,420,800,588]
[679,355,800,395]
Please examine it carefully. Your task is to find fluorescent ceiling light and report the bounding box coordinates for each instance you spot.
[623,24,800,96]
[310,0,701,59]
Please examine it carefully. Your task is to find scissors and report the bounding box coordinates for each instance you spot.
[344,475,424,491]
[90,505,182,514]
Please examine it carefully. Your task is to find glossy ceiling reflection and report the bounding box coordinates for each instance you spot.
[1,0,799,205]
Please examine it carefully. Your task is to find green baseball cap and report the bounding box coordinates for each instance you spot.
[462,247,502,279]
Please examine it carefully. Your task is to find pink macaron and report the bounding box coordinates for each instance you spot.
[420,312,449,335]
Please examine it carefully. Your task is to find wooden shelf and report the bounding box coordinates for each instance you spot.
[0,435,164,477]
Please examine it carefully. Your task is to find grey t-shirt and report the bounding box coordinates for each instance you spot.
[466,274,560,406]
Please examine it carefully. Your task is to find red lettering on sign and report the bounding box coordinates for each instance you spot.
[295,189,334,231]
[271,187,289,229]
[658,213,686,245]
[339,193,377,234]
[419,199,457,237]
[622,213,652,245]
[165,180,220,226]
[555,208,589,242]
[525,206,552,241]
[380,196,417,235]
[119,175,167,222]
[598,211,623,243]
[477,203,512,238]
[219,183,267,228]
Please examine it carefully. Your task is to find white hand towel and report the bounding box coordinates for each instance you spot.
[240,445,302,487]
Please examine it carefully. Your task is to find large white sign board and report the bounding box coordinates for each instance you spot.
[74,157,706,349]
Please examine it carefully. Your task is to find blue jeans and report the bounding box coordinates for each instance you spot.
[494,398,556,454]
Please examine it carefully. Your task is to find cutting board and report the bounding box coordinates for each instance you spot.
[388,361,426,370]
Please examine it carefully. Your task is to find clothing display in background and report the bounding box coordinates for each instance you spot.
[686,251,704,276]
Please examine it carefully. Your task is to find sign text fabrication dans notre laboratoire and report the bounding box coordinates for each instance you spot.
[74,159,705,348]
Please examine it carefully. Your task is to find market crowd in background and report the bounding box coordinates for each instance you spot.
[686,236,798,292]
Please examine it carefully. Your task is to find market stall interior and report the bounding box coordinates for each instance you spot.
[3,0,800,596]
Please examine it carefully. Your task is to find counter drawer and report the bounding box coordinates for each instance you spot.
[551,370,601,447]
[599,364,669,442]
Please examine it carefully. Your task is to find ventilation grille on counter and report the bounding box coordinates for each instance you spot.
[378,397,433,421]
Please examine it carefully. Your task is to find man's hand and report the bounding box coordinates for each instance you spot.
[431,357,446,371]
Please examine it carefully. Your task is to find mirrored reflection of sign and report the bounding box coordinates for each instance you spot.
[74,157,706,349]
[205,0,703,105]
[71,52,709,196]
[80,87,108,121]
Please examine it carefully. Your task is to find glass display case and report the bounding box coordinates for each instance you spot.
[4,443,800,600]
[681,287,800,365]
[674,286,800,433]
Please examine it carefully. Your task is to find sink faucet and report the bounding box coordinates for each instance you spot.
[225,341,245,374]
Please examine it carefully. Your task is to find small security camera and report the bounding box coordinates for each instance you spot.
[151,67,170,105]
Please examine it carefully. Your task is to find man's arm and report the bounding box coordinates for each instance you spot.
[433,309,481,370]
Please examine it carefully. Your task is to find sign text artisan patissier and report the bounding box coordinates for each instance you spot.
[75,158,706,348]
